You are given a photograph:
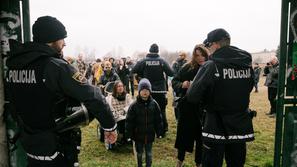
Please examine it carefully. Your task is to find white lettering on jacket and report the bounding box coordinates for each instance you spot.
[146,61,160,66]
[7,70,37,84]
[223,68,251,79]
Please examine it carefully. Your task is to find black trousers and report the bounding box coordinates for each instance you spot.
[117,119,126,142]
[177,140,202,165]
[129,79,135,97]
[151,93,168,132]
[268,87,277,114]
[202,142,246,167]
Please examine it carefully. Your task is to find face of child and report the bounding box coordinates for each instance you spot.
[139,89,150,100]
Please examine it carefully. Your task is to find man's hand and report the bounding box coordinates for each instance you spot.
[182,81,190,89]
[104,130,118,144]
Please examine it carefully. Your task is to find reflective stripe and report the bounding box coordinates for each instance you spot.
[26,152,60,161]
[151,90,167,93]
[202,132,254,140]
[102,123,117,132]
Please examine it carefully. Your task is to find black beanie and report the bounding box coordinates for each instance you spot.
[33,16,67,43]
[149,43,159,53]
[138,78,152,93]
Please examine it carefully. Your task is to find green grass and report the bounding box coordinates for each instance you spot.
[79,76,275,167]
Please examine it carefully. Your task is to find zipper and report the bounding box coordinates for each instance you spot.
[145,103,148,144]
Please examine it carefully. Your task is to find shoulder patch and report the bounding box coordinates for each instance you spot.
[72,72,87,84]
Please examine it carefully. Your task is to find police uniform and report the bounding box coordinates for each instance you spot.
[187,29,254,167]
[132,44,174,133]
[5,16,116,167]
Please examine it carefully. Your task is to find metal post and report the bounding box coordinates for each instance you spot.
[274,0,293,166]
[22,0,30,42]
[274,0,289,166]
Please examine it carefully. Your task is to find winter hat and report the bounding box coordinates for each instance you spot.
[33,16,67,43]
[205,28,230,44]
[149,43,159,53]
[138,78,152,92]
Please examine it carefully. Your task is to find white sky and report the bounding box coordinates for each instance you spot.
[30,0,281,58]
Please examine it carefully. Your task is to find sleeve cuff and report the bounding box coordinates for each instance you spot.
[102,123,117,132]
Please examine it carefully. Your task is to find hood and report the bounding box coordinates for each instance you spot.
[6,39,59,69]
[211,46,252,68]
[146,53,160,58]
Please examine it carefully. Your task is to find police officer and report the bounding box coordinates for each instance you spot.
[132,44,174,135]
[5,16,117,167]
[186,28,254,167]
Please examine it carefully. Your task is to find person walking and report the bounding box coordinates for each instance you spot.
[132,44,174,135]
[125,78,163,167]
[253,63,261,92]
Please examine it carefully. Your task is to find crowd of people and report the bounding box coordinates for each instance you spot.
[4,15,279,167]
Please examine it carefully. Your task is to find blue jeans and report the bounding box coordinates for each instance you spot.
[135,142,153,167]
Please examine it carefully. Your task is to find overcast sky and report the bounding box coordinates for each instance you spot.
[30,0,281,58]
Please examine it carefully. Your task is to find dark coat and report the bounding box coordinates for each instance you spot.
[264,63,279,88]
[172,63,202,152]
[253,66,261,83]
[187,46,255,144]
[116,65,130,86]
[132,53,174,92]
[125,96,163,143]
[99,70,120,85]
[5,40,116,155]
[172,58,187,76]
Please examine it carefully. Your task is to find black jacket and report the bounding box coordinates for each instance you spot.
[5,40,116,155]
[125,96,163,143]
[253,66,261,83]
[172,63,202,152]
[172,58,187,76]
[264,63,279,88]
[132,53,174,93]
[186,46,254,143]
[172,63,199,97]
[116,65,130,85]
[99,70,120,85]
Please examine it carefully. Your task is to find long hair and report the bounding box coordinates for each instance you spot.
[189,44,210,69]
[112,80,126,97]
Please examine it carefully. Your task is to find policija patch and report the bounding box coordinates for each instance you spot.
[72,72,87,84]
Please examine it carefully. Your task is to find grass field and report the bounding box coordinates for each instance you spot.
[79,76,275,167]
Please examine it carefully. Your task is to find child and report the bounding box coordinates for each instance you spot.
[125,78,163,167]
